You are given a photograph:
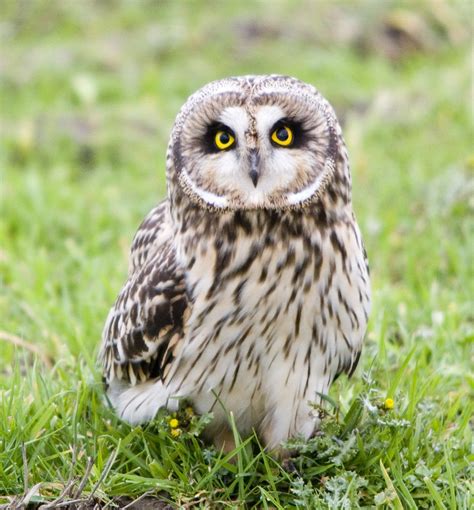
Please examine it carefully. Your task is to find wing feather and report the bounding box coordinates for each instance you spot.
[100,200,189,385]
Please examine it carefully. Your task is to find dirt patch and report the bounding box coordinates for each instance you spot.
[2,496,173,510]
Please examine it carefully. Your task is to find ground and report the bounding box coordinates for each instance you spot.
[0,0,472,508]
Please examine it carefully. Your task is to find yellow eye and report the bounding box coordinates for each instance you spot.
[214,130,235,150]
[271,125,293,146]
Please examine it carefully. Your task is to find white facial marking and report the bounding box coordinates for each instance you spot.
[219,107,248,138]
[286,159,334,204]
[255,105,286,138]
[179,168,229,208]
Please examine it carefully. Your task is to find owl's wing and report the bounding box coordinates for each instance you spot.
[127,201,170,276]
[100,200,189,386]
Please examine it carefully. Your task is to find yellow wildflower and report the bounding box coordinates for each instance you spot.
[185,406,195,418]
[169,418,179,429]
[384,398,394,410]
[170,428,181,438]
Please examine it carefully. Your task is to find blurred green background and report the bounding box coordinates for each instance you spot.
[0,0,472,506]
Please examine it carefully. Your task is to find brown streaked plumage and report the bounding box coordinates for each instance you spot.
[99,75,371,452]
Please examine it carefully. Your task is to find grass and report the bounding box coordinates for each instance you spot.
[0,0,472,507]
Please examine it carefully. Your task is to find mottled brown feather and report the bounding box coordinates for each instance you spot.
[100,201,189,385]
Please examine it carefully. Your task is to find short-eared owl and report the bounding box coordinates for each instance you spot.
[100,75,370,451]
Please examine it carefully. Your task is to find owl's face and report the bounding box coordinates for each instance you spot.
[169,75,343,211]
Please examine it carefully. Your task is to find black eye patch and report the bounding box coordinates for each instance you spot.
[270,118,309,148]
[202,122,236,153]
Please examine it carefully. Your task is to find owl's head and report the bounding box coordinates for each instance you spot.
[168,75,350,211]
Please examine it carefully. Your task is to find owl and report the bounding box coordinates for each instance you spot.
[100,75,370,453]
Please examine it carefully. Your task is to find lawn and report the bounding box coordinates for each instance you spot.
[0,0,472,508]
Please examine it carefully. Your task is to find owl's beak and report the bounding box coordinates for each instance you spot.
[248,149,260,188]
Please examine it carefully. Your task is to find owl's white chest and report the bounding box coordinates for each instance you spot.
[166,220,369,447]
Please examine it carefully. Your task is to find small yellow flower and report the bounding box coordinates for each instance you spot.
[170,428,181,438]
[185,406,195,418]
[169,418,179,429]
[384,398,394,410]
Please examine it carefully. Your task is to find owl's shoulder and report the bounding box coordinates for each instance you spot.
[128,200,173,276]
